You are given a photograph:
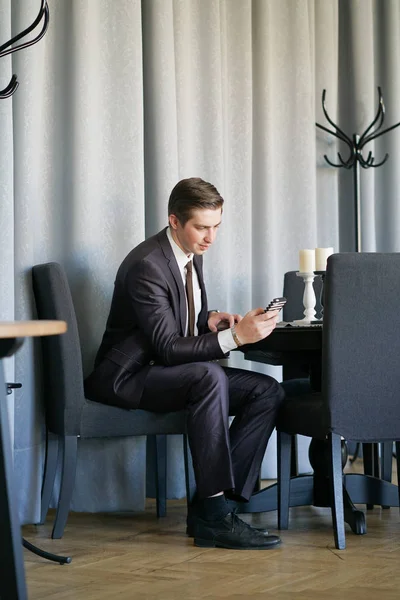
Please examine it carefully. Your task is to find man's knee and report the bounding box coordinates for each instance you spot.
[276,380,286,406]
[183,362,229,408]
[252,374,286,408]
[190,361,228,388]
[270,377,286,405]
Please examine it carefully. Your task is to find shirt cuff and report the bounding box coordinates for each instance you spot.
[217,328,238,354]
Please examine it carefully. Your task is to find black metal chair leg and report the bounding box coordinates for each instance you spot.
[363,443,375,509]
[183,434,196,509]
[154,434,167,518]
[51,435,77,539]
[40,431,59,524]
[277,430,292,530]
[329,433,346,550]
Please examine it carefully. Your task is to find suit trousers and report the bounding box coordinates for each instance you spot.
[139,362,285,500]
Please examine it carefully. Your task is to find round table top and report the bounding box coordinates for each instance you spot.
[0,320,67,339]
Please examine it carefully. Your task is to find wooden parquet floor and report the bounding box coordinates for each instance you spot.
[23,458,400,600]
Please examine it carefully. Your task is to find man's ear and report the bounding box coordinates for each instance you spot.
[169,214,179,230]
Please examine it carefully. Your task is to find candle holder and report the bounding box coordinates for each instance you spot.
[293,272,316,324]
[313,271,326,321]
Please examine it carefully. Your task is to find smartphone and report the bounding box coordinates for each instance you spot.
[264,297,287,313]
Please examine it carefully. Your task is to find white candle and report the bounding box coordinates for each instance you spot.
[315,247,334,271]
[299,249,315,273]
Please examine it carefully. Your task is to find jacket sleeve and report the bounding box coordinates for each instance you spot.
[125,258,227,366]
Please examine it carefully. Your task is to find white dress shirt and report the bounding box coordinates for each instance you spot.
[166,227,236,353]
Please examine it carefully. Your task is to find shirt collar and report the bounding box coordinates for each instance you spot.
[166,226,194,271]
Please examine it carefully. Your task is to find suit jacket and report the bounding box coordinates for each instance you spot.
[84,227,226,409]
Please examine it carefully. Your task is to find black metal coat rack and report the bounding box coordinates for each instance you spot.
[316,89,400,468]
[0,0,49,98]
[316,88,400,251]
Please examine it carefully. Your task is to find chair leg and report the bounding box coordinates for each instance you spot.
[373,444,380,477]
[396,442,400,513]
[350,442,361,463]
[381,442,393,483]
[329,433,345,550]
[290,434,298,477]
[381,442,393,509]
[363,443,373,476]
[40,431,59,524]
[252,475,262,493]
[363,443,375,509]
[51,436,77,539]
[183,434,196,511]
[277,430,292,530]
[154,434,167,518]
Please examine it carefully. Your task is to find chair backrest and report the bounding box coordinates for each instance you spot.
[283,271,323,322]
[32,262,85,436]
[323,253,400,442]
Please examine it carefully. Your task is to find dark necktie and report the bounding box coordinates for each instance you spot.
[185,260,195,336]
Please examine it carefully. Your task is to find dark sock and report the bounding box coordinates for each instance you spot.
[197,495,230,521]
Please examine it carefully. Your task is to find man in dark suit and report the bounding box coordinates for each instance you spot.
[85,177,284,550]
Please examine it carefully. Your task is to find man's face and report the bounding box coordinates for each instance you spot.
[169,207,222,256]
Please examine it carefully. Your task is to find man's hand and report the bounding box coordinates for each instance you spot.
[208,311,242,332]
[234,307,279,345]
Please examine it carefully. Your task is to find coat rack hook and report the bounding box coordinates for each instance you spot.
[0,0,50,100]
[316,87,400,252]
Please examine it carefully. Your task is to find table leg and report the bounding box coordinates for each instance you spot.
[240,436,397,536]
[1,342,72,598]
[22,539,71,565]
[309,438,367,534]
[0,362,28,600]
[342,486,366,534]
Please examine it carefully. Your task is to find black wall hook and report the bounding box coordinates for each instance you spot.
[0,0,50,99]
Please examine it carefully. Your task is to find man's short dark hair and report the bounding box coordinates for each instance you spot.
[168,177,224,225]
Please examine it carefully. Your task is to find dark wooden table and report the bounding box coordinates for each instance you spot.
[0,320,67,600]
[238,323,399,535]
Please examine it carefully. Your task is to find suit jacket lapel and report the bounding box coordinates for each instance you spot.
[157,228,187,335]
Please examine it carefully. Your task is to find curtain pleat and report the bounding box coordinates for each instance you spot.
[0,0,399,522]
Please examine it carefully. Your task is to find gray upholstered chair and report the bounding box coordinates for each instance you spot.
[277,253,400,549]
[282,270,390,487]
[32,262,194,539]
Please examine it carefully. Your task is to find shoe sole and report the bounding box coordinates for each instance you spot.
[193,538,281,549]
[187,526,269,538]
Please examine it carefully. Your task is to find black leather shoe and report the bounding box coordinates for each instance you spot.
[191,512,281,549]
[186,512,269,537]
